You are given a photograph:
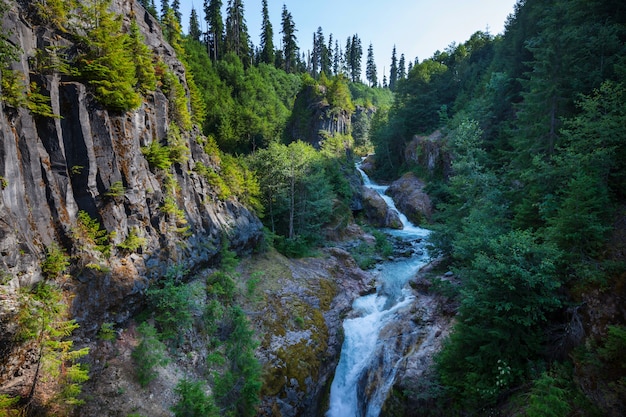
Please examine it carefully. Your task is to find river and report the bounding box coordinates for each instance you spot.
[326,164,431,417]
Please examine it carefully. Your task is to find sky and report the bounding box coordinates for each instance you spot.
[179,0,519,82]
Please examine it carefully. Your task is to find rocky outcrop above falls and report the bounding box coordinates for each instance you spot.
[285,83,352,148]
[386,172,432,225]
[404,130,451,179]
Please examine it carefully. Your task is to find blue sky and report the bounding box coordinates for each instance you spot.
[179,0,518,81]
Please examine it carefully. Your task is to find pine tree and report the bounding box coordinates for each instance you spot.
[333,39,340,75]
[349,34,362,82]
[160,0,169,21]
[389,45,398,90]
[188,6,202,41]
[225,0,250,61]
[171,0,181,23]
[280,5,298,73]
[77,0,141,111]
[128,20,157,93]
[259,0,274,64]
[366,42,377,87]
[398,53,406,80]
[204,0,224,60]
[327,33,334,75]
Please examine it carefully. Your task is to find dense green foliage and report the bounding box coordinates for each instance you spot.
[369,0,626,415]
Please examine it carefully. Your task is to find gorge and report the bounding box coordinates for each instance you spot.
[327,164,431,417]
[2,0,625,416]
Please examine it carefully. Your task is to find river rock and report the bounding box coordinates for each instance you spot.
[386,172,432,225]
[361,186,403,229]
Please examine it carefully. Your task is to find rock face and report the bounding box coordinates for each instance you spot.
[376,261,456,417]
[386,172,432,225]
[252,248,370,417]
[361,186,403,229]
[0,0,262,399]
[404,130,451,179]
[285,83,352,148]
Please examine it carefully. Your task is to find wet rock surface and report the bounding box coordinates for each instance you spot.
[386,172,433,225]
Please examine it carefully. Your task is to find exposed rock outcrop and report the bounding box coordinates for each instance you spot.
[0,0,262,401]
[252,248,370,417]
[285,83,352,148]
[404,130,451,179]
[386,172,432,225]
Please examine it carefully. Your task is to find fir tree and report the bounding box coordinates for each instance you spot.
[389,45,398,90]
[188,6,202,42]
[398,53,406,79]
[259,0,274,65]
[333,39,340,75]
[348,34,362,82]
[280,5,298,73]
[77,0,141,111]
[160,0,169,21]
[366,42,378,87]
[327,33,334,75]
[204,0,224,60]
[225,0,250,61]
[171,0,181,23]
[128,20,157,93]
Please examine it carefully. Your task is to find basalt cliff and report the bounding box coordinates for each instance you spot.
[0,1,372,415]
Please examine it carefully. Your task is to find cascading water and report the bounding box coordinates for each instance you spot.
[326,163,430,417]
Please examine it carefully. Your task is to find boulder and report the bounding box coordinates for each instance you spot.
[361,186,403,229]
[386,172,432,225]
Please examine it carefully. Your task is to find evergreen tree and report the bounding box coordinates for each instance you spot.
[346,34,362,82]
[398,53,406,79]
[160,0,169,21]
[259,0,274,65]
[204,0,224,61]
[389,45,398,90]
[318,28,330,75]
[225,0,250,61]
[333,39,340,75]
[0,0,18,66]
[128,20,157,93]
[311,31,319,76]
[77,0,141,111]
[171,0,181,23]
[280,5,298,73]
[366,42,377,87]
[188,6,202,42]
[327,33,334,75]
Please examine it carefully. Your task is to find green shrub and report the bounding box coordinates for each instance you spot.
[104,180,125,198]
[146,278,192,343]
[171,379,218,417]
[165,123,190,165]
[74,210,111,255]
[131,322,168,387]
[41,243,70,279]
[117,228,147,253]
[98,322,116,342]
[142,140,172,170]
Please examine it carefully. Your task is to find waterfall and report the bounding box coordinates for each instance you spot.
[326,162,430,417]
